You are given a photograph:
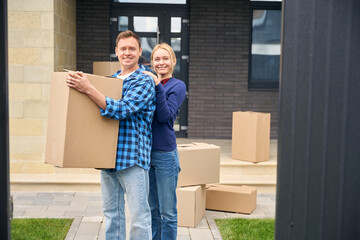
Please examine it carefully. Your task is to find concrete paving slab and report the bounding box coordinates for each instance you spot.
[31,200,70,206]
[196,217,210,229]
[86,205,103,212]
[207,218,221,238]
[48,205,87,212]
[177,236,191,240]
[14,205,47,212]
[205,210,227,219]
[69,201,102,207]
[264,210,276,218]
[76,222,101,236]
[98,221,106,240]
[65,217,81,240]
[177,226,190,236]
[82,216,103,223]
[73,236,97,240]
[189,228,214,240]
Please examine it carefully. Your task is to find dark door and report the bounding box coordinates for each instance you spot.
[110,2,189,137]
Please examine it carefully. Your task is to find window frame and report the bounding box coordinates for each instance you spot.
[248,1,282,90]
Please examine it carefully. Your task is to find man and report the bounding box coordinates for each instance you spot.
[66,30,155,240]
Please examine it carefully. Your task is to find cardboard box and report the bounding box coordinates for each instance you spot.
[177,185,206,228]
[177,142,220,187]
[232,111,271,162]
[45,72,123,168]
[93,61,120,76]
[206,184,257,214]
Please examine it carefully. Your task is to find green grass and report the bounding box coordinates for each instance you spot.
[215,218,275,240]
[11,218,73,240]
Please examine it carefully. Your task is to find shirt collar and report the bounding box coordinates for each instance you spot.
[112,64,146,80]
[160,78,171,86]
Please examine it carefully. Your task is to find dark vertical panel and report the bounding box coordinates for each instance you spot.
[276,0,360,239]
[306,1,332,238]
[0,0,10,239]
[341,1,360,238]
[275,0,298,238]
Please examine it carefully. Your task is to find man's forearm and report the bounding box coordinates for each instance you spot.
[86,86,107,110]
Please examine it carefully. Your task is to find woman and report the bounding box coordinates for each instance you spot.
[144,43,186,240]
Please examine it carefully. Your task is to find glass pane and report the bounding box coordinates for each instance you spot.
[171,17,181,33]
[118,16,128,32]
[252,10,281,45]
[139,37,157,69]
[171,38,181,52]
[174,118,180,131]
[251,9,281,83]
[134,16,158,32]
[251,55,280,82]
[115,0,186,4]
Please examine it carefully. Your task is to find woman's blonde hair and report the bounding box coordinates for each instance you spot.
[151,43,177,75]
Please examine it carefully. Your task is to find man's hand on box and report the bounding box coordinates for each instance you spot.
[66,72,93,94]
[66,72,107,110]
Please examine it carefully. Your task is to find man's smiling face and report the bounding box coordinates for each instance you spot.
[115,37,142,70]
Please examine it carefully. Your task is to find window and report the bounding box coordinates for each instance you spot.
[118,16,128,31]
[133,16,158,32]
[249,2,281,89]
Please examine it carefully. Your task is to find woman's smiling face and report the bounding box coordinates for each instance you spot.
[152,48,174,79]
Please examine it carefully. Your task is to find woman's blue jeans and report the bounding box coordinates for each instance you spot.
[149,149,180,240]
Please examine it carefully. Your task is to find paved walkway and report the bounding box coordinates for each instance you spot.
[12,191,276,240]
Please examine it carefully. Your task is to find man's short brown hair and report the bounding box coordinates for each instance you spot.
[116,30,141,48]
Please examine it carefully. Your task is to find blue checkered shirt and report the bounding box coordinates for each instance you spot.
[100,65,156,171]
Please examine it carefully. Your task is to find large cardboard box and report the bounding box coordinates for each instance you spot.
[232,111,271,162]
[177,185,206,228]
[93,61,120,76]
[206,184,257,214]
[177,142,220,187]
[45,72,123,168]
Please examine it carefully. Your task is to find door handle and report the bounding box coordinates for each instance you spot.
[157,26,160,44]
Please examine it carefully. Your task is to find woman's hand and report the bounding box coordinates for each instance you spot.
[143,71,161,86]
[66,71,93,94]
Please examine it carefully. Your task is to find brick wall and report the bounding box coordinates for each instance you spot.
[188,0,279,139]
[76,0,110,73]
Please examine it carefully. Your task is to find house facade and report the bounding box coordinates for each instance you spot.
[8,0,281,186]
[77,0,281,139]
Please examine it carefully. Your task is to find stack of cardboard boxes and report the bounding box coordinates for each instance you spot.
[176,142,220,227]
[200,111,271,219]
[176,110,271,227]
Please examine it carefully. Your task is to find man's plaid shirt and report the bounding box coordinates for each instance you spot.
[100,65,156,171]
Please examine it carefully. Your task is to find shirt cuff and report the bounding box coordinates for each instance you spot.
[100,96,112,116]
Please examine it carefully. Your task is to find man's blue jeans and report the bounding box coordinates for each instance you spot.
[149,149,180,240]
[101,166,152,240]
